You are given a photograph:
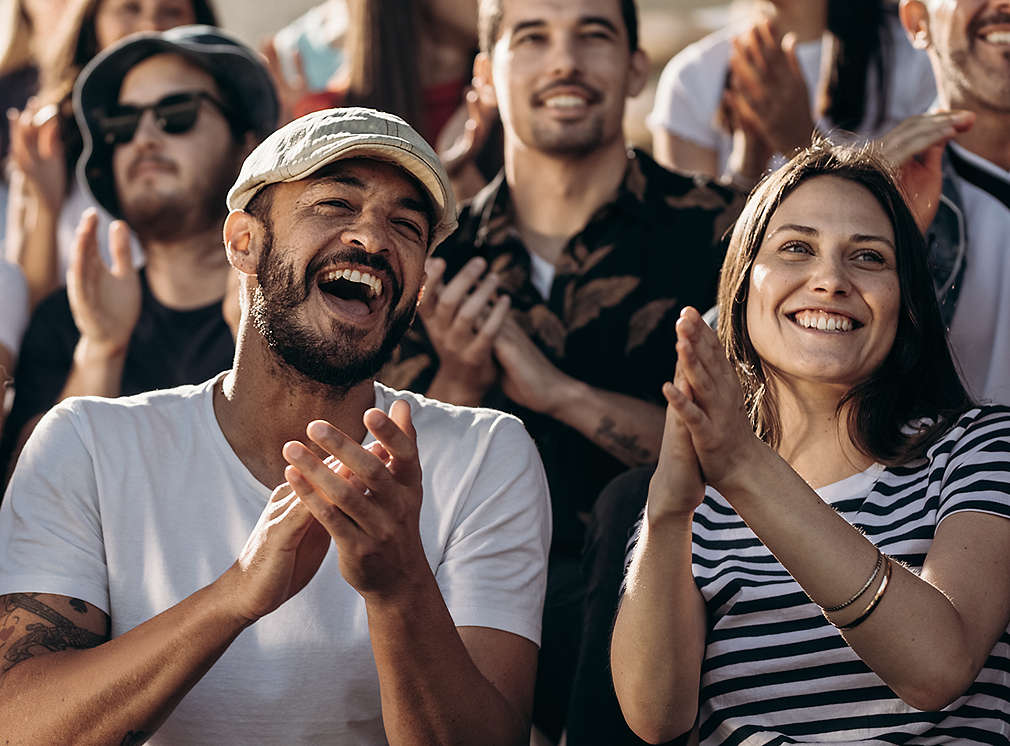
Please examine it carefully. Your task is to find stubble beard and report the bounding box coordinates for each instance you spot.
[527,115,608,157]
[250,229,415,392]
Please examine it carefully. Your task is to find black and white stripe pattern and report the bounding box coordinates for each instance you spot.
[692,406,1010,744]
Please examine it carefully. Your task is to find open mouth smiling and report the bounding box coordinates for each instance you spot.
[315,264,388,319]
[787,309,863,333]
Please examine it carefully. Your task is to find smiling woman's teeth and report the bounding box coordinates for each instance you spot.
[320,268,382,297]
[794,310,854,332]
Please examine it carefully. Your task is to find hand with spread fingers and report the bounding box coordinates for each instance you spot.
[225,484,332,623]
[418,256,510,406]
[726,20,815,158]
[66,209,142,358]
[663,307,762,491]
[281,399,429,599]
[878,110,975,234]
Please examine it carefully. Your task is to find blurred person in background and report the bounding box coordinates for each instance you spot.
[264,0,502,202]
[879,0,1010,406]
[0,259,29,434]
[649,0,936,186]
[4,0,217,309]
[0,26,275,482]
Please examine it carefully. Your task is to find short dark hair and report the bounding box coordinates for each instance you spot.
[478,0,638,54]
[716,140,972,465]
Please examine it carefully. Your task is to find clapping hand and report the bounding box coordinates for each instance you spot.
[7,99,66,212]
[281,400,430,600]
[66,209,142,358]
[878,110,975,234]
[662,307,760,492]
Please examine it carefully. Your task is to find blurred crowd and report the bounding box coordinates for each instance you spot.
[0,0,1008,744]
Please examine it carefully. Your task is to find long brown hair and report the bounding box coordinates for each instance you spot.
[716,141,972,465]
[820,0,890,132]
[342,0,424,140]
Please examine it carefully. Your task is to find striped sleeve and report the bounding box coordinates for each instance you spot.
[937,406,1010,525]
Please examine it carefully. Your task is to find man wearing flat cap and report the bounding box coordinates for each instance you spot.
[0,105,550,745]
[0,25,277,477]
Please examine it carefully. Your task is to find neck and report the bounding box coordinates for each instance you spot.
[504,138,629,264]
[140,225,231,309]
[771,378,874,488]
[945,96,1010,172]
[756,0,828,43]
[213,319,376,488]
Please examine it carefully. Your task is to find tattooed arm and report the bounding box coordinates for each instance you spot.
[0,588,250,744]
[493,317,663,466]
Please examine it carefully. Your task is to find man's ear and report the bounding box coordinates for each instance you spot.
[223,209,260,275]
[899,0,931,50]
[472,52,498,109]
[627,48,650,98]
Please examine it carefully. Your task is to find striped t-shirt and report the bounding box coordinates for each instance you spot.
[692,406,1010,744]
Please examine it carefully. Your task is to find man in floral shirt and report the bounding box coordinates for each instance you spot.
[382,0,743,738]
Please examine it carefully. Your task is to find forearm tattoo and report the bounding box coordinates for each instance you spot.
[595,416,653,464]
[0,593,105,673]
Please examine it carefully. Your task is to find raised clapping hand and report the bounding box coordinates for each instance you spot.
[418,256,510,405]
[726,20,814,159]
[7,99,66,213]
[66,209,142,357]
[492,313,567,416]
[662,307,762,493]
[878,110,975,234]
[281,400,430,599]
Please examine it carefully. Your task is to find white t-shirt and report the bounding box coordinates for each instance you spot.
[0,375,551,744]
[947,143,1010,405]
[0,258,28,358]
[648,15,936,176]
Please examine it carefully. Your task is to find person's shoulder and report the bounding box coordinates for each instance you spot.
[373,382,528,442]
[664,24,735,76]
[925,405,1010,459]
[57,376,220,431]
[634,150,740,210]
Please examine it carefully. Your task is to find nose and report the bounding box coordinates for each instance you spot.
[338,212,386,254]
[547,32,581,77]
[129,108,164,147]
[809,255,852,296]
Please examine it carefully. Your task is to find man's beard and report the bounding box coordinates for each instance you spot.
[250,227,415,391]
[117,151,238,239]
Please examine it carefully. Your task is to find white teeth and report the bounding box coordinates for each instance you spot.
[983,31,1010,44]
[794,310,854,332]
[320,268,383,298]
[545,95,586,109]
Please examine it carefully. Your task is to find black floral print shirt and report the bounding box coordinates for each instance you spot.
[382,149,744,553]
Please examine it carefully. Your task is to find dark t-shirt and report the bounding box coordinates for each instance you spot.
[382,150,744,554]
[0,270,234,477]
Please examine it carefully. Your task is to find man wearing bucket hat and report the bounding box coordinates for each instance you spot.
[0,25,276,476]
[0,106,550,745]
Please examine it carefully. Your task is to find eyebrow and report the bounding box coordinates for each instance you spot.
[306,175,431,225]
[511,15,619,36]
[767,223,895,249]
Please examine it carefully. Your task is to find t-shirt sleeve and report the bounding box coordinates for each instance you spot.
[0,400,110,612]
[937,408,1010,525]
[647,33,729,150]
[434,415,551,646]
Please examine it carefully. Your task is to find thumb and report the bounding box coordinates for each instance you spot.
[782,33,803,78]
[108,220,135,278]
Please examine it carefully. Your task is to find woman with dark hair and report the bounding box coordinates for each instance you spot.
[611,142,1010,743]
[5,0,217,308]
[648,0,936,186]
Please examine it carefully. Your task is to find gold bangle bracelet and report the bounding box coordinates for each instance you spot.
[832,556,893,631]
[821,548,883,613]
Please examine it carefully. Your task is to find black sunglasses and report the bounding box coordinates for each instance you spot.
[95,91,232,146]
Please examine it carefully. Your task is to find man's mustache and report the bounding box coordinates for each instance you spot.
[531,78,603,106]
